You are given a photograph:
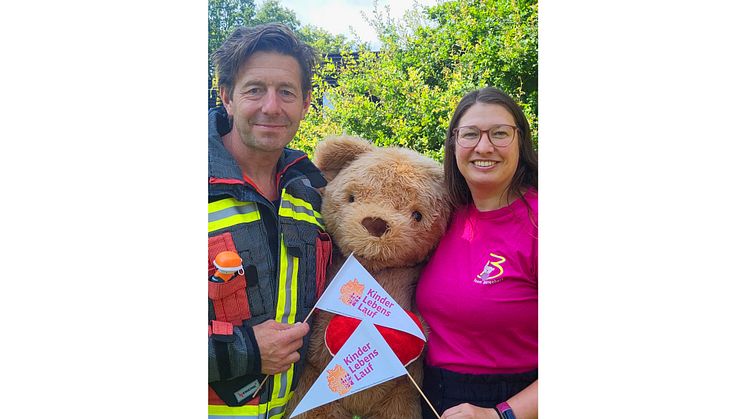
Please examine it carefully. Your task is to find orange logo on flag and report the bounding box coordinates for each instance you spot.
[339,279,365,306]
[326,364,353,395]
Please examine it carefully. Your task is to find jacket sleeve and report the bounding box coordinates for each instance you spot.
[208,322,262,383]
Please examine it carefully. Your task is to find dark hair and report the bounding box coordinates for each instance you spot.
[444,86,538,208]
[212,23,318,100]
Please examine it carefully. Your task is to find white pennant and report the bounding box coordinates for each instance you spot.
[311,253,425,341]
[288,321,408,417]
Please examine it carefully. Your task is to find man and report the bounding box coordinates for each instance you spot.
[208,23,331,418]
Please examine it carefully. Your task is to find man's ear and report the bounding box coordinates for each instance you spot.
[219,86,233,116]
[301,91,312,117]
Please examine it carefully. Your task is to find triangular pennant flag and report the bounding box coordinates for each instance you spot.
[313,254,425,340]
[288,320,408,418]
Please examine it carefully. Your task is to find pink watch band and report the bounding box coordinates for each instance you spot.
[496,401,515,419]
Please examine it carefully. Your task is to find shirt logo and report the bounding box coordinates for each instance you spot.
[326,364,353,395]
[339,278,365,306]
[474,253,507,285]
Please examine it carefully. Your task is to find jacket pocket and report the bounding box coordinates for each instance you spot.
[208,232,251,325]
[315,232,333,299]
[299,231,333,312]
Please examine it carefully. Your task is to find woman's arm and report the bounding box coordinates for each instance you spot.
[440,380,537,419]
[505,380,537,419]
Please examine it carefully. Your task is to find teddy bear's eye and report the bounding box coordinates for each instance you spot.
[348,194,355,203]
[412,211,422,222]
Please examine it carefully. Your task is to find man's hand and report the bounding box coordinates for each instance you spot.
[253,320,310,375]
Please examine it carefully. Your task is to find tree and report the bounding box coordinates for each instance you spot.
[207,0,539,160]
[208,0,257,105]
[208,0,350,106]
[297,25,351,55]
[294,0,538,160]
[254,0,300,31]
[208,0,347,74]
[208,0,257,74]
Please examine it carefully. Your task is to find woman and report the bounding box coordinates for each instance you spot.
[416,87,538,419]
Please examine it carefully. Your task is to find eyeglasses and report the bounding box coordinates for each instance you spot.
[453,124,519,148]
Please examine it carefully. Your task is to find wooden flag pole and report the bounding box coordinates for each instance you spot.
[251,375,270,399]
[250,252,350,400]
[406,370,441,419]
[302,308,315,324]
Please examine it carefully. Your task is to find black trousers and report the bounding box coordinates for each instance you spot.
[421,364,538,419]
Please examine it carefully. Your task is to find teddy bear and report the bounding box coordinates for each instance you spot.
[287,135,451,419]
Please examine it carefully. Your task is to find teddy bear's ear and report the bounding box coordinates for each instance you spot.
[313,135,375,182]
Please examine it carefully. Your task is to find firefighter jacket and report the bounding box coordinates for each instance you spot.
[208,107,331,419]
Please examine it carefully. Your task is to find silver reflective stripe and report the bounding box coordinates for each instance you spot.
[277,373,288,404]
[280,251,295,324]
[276,245,295,400]
[278,200,316,218]
[208,202,259,222]
[268,405,285,418]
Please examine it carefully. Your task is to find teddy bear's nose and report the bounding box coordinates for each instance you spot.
[361,217,390,237]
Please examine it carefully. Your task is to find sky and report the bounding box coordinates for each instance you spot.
[262,0,441,49]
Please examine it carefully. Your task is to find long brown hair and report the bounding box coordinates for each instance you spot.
[444,87,538,209]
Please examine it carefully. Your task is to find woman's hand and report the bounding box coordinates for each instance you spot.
[441,403,499,418]
[440,380,538,419]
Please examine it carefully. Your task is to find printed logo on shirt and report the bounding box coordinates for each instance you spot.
[340,278,365,306]
[326,364,354,395]
[474,253,507,284]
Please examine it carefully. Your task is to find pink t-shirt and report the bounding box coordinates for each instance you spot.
[416,189,538,374]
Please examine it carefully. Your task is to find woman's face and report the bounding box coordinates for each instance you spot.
[454,102,521,200]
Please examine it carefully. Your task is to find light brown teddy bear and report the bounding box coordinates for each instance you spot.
[287,135,451,419]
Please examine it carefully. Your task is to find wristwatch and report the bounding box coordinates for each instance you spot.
[495,402,516,419]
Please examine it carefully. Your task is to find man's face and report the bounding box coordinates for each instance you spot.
[221,51,310,154]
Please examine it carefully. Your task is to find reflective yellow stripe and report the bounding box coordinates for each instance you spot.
[269,392,295,419]
[208,212,260,233]
[208,391,293,417]
[271,232,300,402]
[278,207,323,229]
[208,197,246,213]
[272,241,288,402]
[283,193,322,219]
[278,191,324,229]
[208,198,260,233]
[276,239,289,324]
[288,255,299,324]
[271,371,283,403]
[208,403,263,415]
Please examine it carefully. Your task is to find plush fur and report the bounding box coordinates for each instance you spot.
[287,135,451,419]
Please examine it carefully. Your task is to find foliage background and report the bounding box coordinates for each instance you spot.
[209,0,538,161]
